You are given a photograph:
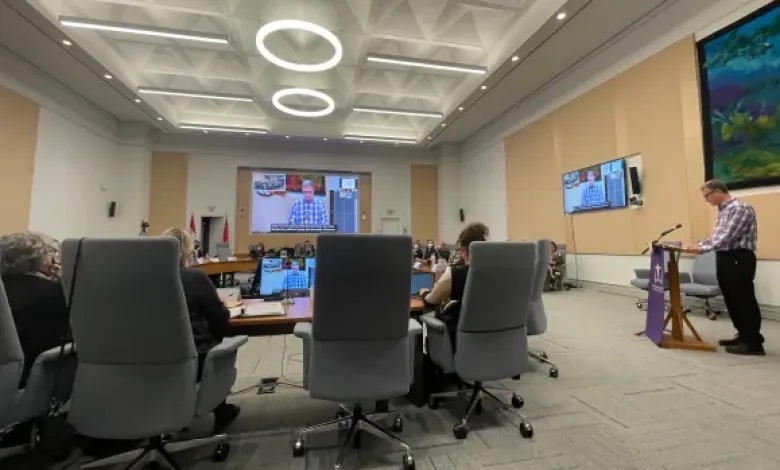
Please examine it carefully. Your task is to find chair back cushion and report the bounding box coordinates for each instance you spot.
[0,276,23,427]
[312,234,412,341]
[455,242,535,381]
[692,251,717,285]
[60,237,197,439]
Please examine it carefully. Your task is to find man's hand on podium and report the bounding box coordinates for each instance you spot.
[683,244,703,254]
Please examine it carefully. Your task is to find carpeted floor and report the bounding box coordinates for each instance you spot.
[6,287,780,469]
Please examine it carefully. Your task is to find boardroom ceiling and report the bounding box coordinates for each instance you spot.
[22,0,564,144]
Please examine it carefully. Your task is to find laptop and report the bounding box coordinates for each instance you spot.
[410,272,434,298]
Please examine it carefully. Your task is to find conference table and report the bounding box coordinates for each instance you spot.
[230,297,429,407]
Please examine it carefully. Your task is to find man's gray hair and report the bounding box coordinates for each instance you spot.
[701,179,729,194]
[301,179,313,188]
[0,232,58,276]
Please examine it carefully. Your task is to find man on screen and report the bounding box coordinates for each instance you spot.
[580,170,605,208]
[284,260,308,290]
[288,179,329,226]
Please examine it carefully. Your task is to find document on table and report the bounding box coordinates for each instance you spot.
[243,302,285,317]
[228,306,244,318]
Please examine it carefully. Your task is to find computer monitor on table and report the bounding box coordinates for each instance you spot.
[411,272,434,297]
[255,257,313,297]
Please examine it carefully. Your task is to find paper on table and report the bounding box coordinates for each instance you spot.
[228,306,244,318]
[243,302,285,317]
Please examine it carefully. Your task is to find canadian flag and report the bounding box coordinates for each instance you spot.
[189,213,197,235]
[222,217,230,243]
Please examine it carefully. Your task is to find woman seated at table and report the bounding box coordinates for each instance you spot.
[162,228,240,434]
[412,240,424,260]
[546,240,565,291]
[419,222,489,350]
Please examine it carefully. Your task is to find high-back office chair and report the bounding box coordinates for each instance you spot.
[0,276,76,460]
[526,239,559,378]
[680,251,723,320]
[421,242,535,440]
[292,234,421,470]
[215,243,230,261]
[61,237,247,469]
[631,241,690,310]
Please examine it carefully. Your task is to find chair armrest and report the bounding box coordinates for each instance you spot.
[633,268,650,278]
[294,322,312,339]
[408,319,422,336]
[419,313,447,332]
[205,336,248,360]
[35,343,76,363]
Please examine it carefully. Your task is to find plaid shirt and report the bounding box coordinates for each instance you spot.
[288,199,329,225]
[580,184,605,207]
[699,198,757,252]
[285,271,308,290]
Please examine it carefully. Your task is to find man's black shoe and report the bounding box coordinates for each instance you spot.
[718,336,741,347]
[725,343,765,356]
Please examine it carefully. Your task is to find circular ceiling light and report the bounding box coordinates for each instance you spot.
[256,19,342,72]
[272,88,335,118]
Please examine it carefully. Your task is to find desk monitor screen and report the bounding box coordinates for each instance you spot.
[562,158,627,214]
[411,272,434,296]
[258,257,312,296]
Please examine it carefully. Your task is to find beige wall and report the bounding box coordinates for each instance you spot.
[505,37,780,260]
[410,164,439,242]
[0,84,38,234]
[148,152,189,235]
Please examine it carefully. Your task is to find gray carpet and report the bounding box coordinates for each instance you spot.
[8,288,780,469]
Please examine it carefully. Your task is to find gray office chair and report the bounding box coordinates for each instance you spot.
[292,234,421,470]
[631,241,690,309]
[216,243,230,261]
[421,242,535,440]
[60,237,247,469]
[0,276,76,460]
[525,239,559,378]
[681,251,723,321]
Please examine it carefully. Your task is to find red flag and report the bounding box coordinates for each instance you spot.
[222,217,229,243]
[189,213,197,234]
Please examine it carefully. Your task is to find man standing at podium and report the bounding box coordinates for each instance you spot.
[685,180,762,356]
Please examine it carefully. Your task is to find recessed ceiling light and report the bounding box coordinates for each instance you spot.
[511,56,519,62]
[133,98,142,103]
[179,124,267,135]
[103,73,113,80]
[323,138,328,141]
[58,16,229,44]
[344,135,417,145]
[138,87,254,102]
[352,106,442,118]
[556,12,567,20]
[272,88,335,118]
[441,123,446,127]
[256,20,342,72]
[458,106,464,111]
[156,117,163,121]
[62,39,72,46]
[366,54,487,75]
[480,85,487,90]
[285,135,290,139]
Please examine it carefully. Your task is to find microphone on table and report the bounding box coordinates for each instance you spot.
[642,223,682,254]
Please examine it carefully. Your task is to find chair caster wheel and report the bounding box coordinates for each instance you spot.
[292,438,305,458]
[708,312,717,320]
[519,421,533,438]
[475,400,483,415]
[427,397,440,409]
[549,367,559,378]
[212,442,230,462]
[403,453,416,470]
[511,394,524,409]
[636,300,642,309]
[511,374,521,380]
[453,423,469,440]
[540,352,548,359]
[392,416,404,432]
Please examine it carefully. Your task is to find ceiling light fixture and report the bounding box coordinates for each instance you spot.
[344,135,417,145]
[323,138,328,141]
[480,85,488,90]
[103,73,113,80]
[511,55,519,62]
[62,39,72,46]
[138,87,254,102]
[458,106,464,111]
[366,54,486,75]
[256,19,342,72]
[133,98,142,103]
[557,12,567,20]
[179,124,267,135]
[272,88,335,118]
[285,135,290,139]
[156,117,164,121]
[352,106,442,119]
[58,16,229,44]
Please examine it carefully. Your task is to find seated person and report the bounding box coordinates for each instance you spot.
[249,242,266,260]
[0,232,68,389]
[162,228,240,434]
[294,240,315,258]
[419,223,489,351]
[546,241,565,291]
[433,241,450,264]
[412,240,424,260]
[423,239,436,260]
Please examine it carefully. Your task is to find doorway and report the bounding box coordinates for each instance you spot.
[199,216,224,255]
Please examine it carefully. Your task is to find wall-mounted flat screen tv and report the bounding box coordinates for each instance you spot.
[562,158,628,214]
[698,1,780,190]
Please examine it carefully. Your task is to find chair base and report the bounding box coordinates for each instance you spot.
[292,404,414,470]
[81,434,228,470]
[429,381,533,441]
[528,350,559,378]
[683,298,722,321]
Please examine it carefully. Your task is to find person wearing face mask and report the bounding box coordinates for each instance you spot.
[423,239,436,260]
[413,240,424,260]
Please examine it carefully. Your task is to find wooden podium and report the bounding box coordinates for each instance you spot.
[655,243,716,352]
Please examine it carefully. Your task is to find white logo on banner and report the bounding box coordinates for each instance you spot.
[653,263,663,285]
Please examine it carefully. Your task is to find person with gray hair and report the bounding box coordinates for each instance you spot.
[0,231,69,389]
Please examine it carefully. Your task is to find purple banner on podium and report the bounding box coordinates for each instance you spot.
[645,245,666,345]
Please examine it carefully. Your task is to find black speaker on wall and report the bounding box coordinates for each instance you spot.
[108,201,116,218]
[459,208,465,222]
[628,167,642,195]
